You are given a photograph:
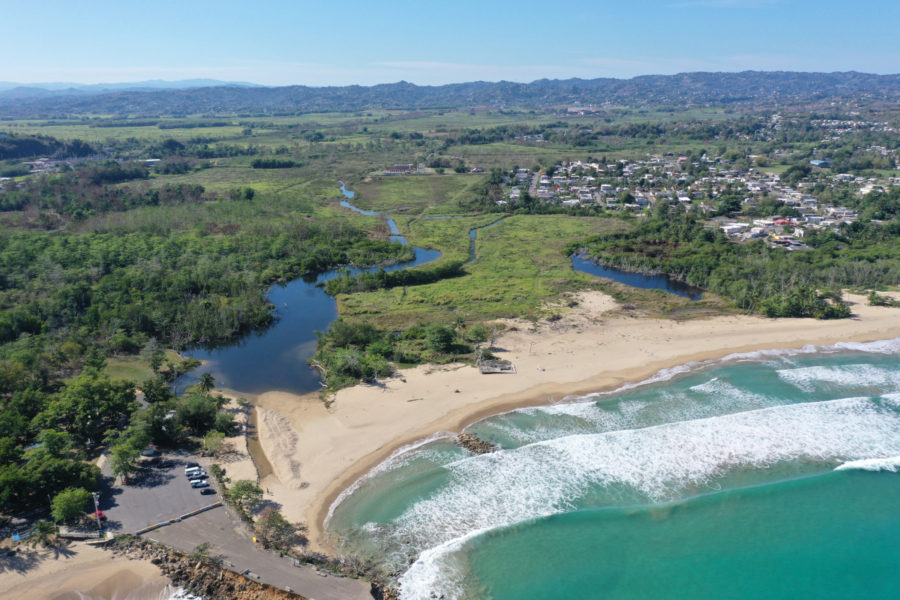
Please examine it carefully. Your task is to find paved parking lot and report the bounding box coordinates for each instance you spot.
[94,452,370,600]
[98,454,218,534]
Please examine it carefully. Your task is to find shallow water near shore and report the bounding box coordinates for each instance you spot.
[327,339,900,599]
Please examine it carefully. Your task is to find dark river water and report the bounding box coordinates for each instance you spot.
[178,185,439,395]
[178,189,701,394]
[571,255,703,300]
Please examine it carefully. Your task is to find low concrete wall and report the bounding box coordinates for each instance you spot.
[134,501,223,535]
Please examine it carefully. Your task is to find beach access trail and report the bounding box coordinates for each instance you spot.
[244,291,900,551]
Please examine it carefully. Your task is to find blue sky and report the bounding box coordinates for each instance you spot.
[3,0,897,86]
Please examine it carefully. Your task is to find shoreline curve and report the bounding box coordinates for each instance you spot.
[242,291,900,553]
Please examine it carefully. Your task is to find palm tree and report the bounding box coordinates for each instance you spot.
[198,373,215,394]
[29,520,58,548]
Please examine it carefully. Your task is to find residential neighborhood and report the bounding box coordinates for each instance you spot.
[498,147,897,249]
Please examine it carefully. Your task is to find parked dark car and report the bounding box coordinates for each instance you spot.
[200,488,216,495]
[156,460,175,469]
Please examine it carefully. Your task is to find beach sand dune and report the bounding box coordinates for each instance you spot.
[245,291,900,551]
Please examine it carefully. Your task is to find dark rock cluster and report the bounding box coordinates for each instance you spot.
[370,581,401,600]
[110,537,306,600]
[455,433,496,455]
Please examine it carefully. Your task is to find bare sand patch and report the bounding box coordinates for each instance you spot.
[0,544,166,600]
[216,398,257,483]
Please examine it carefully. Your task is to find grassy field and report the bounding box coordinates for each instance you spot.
[338,214,633,327]
[348,174,485,215]
[4,107,746,334]
[401,214,504,263]
[4,121,247,143]
[104,350,181,382]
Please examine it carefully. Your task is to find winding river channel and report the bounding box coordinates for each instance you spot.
[178,184,439,394]
[179,184,700,394]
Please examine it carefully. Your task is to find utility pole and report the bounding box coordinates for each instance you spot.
[91,492,102,534]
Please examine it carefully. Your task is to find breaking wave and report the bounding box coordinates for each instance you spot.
[777,364,900,393]
[397,396,900,599]
[834,455,900,472]
[579,336,900,399]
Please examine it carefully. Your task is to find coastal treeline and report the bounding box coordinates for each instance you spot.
[311,319,485,393]
[0,208,416,516]
[0,223,413,352]
[572,201,900,318]
[0,352,235,516]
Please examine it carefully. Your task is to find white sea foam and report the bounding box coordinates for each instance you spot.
[573,336,900,399]
[777,364,900,393]
[687,377,775,409]
[479,377,778,447]
[834,455,900,472]
[399,528,492,600]
[466,337,900,443]
[882,393,900,407]
[833,337,900,354]
[396,396,900,599]
[324,431,457,527]
[589,361,698,396]
[166,588,202,600]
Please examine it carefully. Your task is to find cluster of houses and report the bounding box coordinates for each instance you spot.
[21,157,64,174]
[810,118,899,139]
[500,152,899,247]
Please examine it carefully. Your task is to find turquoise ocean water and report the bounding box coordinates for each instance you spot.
[326,339,900,599]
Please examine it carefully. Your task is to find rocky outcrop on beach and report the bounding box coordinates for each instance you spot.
[110,537,307,600]
[456,433,496,455]
[370,581,401,600]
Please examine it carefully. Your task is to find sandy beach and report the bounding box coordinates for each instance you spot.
[244,291,900,551]
[0,543,167,600]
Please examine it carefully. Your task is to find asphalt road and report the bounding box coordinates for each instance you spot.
[96,452,371,600]
[148,503,371,600]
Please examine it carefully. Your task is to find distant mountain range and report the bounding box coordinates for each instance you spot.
[0,79,260,99]
[1,72,898,118]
